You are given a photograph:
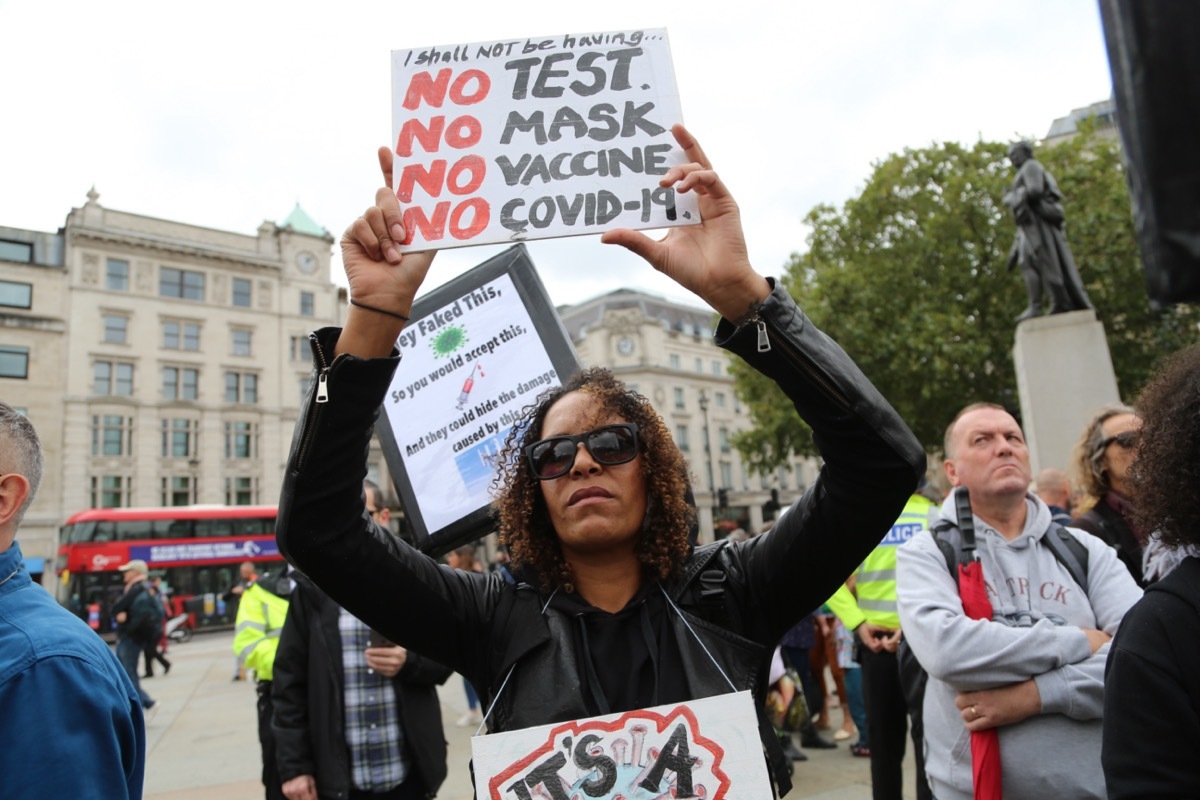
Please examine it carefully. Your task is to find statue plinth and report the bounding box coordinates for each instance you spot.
[1013,309,1120,473]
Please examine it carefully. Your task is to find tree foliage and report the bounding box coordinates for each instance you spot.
[731,128,1199,466]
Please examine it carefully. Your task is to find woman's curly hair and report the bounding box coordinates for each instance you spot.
[1070,403,1138,505]
[1130,345,1200,549]
[490,367,695,593]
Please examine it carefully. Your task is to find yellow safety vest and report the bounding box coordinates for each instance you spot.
[232,580,290,681]
[826,494,935,631]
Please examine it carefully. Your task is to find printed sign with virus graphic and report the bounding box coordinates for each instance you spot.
[471,691,773,800]
[376,245,580,555]
[391,27,699,251]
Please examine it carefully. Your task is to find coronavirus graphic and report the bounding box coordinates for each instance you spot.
[431,324,468,358]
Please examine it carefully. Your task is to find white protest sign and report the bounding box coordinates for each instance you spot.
[472,691,772,800]
[391,28,699,251]
[381,270,561,535]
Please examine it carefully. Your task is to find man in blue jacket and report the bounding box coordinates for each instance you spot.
[0,401,145,798]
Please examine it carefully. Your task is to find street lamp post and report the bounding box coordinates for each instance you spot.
[697,389,717,515]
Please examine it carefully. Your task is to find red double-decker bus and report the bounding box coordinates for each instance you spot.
[57,505,282,636]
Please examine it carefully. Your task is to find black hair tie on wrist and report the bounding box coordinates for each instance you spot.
[349,298,410,322]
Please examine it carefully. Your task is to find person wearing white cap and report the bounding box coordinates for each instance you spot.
[113,557,160,719]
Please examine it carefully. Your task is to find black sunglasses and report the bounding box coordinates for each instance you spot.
[1101,430,1139,450]
[525,423,640,480]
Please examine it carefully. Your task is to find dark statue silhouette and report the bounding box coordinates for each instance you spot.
[1003,141,1093,321]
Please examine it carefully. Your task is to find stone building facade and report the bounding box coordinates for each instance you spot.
[0,192,343,582]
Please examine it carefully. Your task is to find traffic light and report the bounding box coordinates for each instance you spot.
[717,488,729,508]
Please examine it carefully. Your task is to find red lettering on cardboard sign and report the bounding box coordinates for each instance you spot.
[395,116,483,157]
[487,705,732,800]
[401,199,490,243]
[397,156,486,202]
[403,68,491,110]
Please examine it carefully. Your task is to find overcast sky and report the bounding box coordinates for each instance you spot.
[0,0,1115,310]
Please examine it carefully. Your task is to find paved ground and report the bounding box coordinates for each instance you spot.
[140,630,915,799]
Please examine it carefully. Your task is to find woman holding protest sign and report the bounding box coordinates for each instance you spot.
[276,124,924,796]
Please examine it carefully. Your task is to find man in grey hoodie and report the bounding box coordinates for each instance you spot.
[896,403,1142,799]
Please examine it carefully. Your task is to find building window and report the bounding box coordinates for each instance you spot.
[225,371,258,404]
[91,475,130,508]
[300,291,315,317]
[673,387,685,409]
[92,415,133,456]
[298,375,311,404]
[741,463,750,491]
[0,240,33,262]
[290,335,309,362]
[159,267,205,301]
[778,466,790,491]
[720,461,733,489]
[161,418,196,458]
[162,476,195,506]
[669,353,681,370]
[231,329,252,357]
[0,280,32,309]
[0,346,30,379]
[225,476,257,505]
[162,366,199,401]
[93,360,134,396]
[676,424,689,452]
[162,320,201,351]
[106,259,130,291]
[716,392,726,409]
[712,360,722,376]
[719,427,731,453]
[695,357,703,373]
[232,277,252,308]
[225,421,258,459]
[103,314,128,344]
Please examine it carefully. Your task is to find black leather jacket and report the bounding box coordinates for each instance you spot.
[277,281,924,796]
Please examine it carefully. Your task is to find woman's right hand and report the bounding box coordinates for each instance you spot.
[335,148,438,358]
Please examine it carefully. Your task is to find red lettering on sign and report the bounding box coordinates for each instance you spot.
[397,157,486,203]
[403,68,491,110]
[401,199,490,243]
[449,198,489,240]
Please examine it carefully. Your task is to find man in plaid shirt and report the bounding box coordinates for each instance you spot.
[272,482,452,800]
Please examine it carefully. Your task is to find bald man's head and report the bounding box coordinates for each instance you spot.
[1035,467,1072,509]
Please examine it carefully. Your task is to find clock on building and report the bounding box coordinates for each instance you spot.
[617,336,635,355]
[296,251,318,274]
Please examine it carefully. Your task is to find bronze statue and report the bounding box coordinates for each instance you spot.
[1002,141,1093,321]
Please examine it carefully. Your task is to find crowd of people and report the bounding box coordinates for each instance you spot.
[1,125,1198,800]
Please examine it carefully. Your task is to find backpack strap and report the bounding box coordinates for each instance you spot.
[930,520,963,588]
[1040,525,1090,594]
[930,520,1090,593]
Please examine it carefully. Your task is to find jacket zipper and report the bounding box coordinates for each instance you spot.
[296,333,347,471]
[744,311,851,413]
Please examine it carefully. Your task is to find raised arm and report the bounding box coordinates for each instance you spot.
[334,147,436,360]
[601,124,771,323]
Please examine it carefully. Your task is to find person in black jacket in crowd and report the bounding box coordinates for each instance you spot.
[276,125,925,797]
[272,482,451,800]
[1102,344,1200,797]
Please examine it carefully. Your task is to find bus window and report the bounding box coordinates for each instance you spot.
[196,518,235,538]
[116,521,154,541]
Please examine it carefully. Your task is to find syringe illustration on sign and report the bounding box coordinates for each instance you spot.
[456,363,484,409]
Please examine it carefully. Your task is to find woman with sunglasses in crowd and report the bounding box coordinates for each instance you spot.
[276,125,924,796]
[1071,405,1147,586]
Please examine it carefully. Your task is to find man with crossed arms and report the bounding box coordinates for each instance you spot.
[897,403,1141,799]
